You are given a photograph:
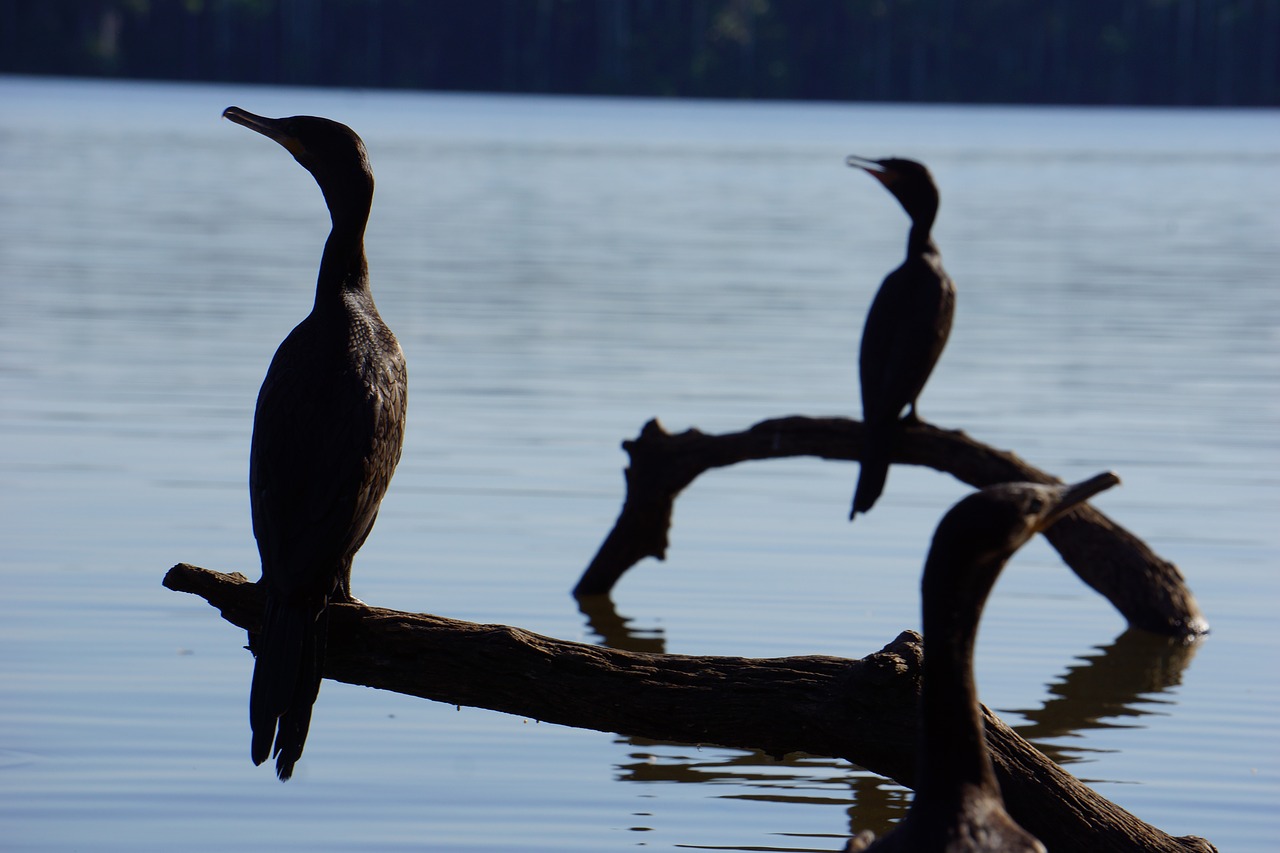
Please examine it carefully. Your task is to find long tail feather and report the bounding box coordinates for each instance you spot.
[851,420,893,520]
[249,596,327,780]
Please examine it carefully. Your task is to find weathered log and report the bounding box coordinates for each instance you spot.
[574,416,1209,639]
[164,563,1215,853]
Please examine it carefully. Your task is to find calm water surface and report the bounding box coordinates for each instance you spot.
[1,76,1278,851]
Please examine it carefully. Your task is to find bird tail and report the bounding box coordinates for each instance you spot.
[250,595,328,781]
[850,421,892,520]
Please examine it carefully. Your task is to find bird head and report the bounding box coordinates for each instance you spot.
[933,473,1121,574]
[846,155,940,226]
[223,107,373,219]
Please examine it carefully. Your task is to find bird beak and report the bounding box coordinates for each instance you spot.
[845,155,884,172]
[845,155,895,187]
[1041,471,1121,529]
[223,107,306,159]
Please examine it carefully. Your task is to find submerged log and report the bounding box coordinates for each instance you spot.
[574,416,1209,639]
[164,562,1215,853]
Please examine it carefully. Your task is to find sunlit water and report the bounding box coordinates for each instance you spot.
[1,76,1278,851]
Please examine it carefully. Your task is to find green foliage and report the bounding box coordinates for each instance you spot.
[0,0,1275,105]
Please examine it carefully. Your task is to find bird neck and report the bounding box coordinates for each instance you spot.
[314,205,371,309]
[906,215,938,257]
[914,556,1003,810]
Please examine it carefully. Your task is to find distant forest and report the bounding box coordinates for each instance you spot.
[2,0,1277,106]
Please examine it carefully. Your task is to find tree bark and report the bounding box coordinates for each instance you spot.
[163,562,1215,853]
[574,416,1209,639]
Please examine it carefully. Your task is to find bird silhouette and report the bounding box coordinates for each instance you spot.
[224,107,408,780]
[847,156,955,520]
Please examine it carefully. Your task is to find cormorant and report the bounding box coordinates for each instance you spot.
[847,471,1121,852]
[223,107,408,781]
[846,156,956,521]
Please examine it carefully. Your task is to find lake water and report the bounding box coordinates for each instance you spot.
[1,76,1277,851]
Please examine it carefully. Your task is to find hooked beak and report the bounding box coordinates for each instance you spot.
[845,155,895,187]
[1040,471,1121,530]
[223,107,306,159]
[845,155,885,172]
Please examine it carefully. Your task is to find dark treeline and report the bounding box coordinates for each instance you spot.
[2,0,1277,106]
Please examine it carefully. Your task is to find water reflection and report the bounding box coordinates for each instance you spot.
[577,593,668,653]
[580,599,1201,844]
[1013,628,1202,767]
[581,596,909,846]
[615,742,905,852]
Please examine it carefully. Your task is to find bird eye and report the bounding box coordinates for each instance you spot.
[1027,497,1044,515]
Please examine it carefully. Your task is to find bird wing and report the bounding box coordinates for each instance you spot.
[858,257,955,424]
[343,346,408,559]
[249,321,404,602]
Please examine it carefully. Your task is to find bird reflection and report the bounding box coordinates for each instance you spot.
[577,596,903,849]
[614,742,907,852]
[1011,627,1202,767]
[613,741,846,790]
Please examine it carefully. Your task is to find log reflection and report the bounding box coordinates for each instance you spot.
[1014,628,1202,767]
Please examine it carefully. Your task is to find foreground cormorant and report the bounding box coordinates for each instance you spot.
[847,472,1121,852]
[224,107,408,780]
[846,156,955,520]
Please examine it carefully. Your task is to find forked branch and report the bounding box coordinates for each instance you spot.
[574,416,1209,639]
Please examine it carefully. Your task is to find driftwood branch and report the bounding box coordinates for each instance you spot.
[574,416,1209,639]
[164,563,1215,853]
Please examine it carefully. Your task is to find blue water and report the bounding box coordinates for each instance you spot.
[1,75,1278,851]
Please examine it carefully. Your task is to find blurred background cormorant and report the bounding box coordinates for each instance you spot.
[846,156,955,521]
